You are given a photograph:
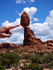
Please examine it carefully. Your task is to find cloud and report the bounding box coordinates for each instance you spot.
[8,33,24,44]
[29,0,35,2]
[19,7,37,19]
[0,33,24,44]
[2,18,20,26]
[30,10,53,41]
[46,10,53,29]
[16,0,25,3]
[16,0,35,4]
[33,18,39,21]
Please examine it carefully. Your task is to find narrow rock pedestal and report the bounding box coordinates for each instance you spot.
[23,26,42,45]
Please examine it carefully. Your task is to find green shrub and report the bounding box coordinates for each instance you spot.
[30,55,40,63]
[0,63,5,70]
[39,52,44,56]
[27,63,44,70]
[20,65,27,70]
[1,52,19,68]
[30,46,34,48]
[45,60,53,68]
[0,67,5,70]
[23,54,31,60]
[40,54,53,64]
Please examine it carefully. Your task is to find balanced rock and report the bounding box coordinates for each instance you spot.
[20,12,42,45]
[20,12,30,28]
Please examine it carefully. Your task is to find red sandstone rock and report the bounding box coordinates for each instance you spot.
[47,40,53,46]
[23,27,42,45]
[44,40,53,46]
[20,12,30,28]
[0,42,53,54]
[47,40,53,43]
[47,43,53,46]
[1,42,19,48]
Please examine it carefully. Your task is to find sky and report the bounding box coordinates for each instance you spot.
[0,0,53,44]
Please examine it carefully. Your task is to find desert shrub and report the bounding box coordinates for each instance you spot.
[36,52,40,55]
[30,53,53,64]
[1,52,19,68]
[35,52,44,56]
[39,52,44,56]
[20,63,41,70]
[41,42,45,44]
[0,54,3,63]
[50,60,53,66]
[27,63,44,70]
[0,54,5,70]
[45,60,53,68]
[0,67,5,70]
[0,54,4,70]
[20,65,28,70]
[33,51,36,54]
[0,63,5,70]
[20,49,27,53]
[23,54,31,60]
[34,42,38,44]
[44,55,53,63]
[40,54,53,64]
[30,55,40,63]
[19,56,24,60]
[30,46,34,48]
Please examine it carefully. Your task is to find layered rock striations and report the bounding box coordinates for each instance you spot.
[44,40,53,46]
[0,42,19,49]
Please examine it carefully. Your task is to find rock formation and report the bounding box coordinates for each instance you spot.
[46,40,53,46]
[21,12,42,45]
[0,42,19,49]
[20,12,30,28]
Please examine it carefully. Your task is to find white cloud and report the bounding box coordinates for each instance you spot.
[19,7,37,19]
[16,0,25,4]
[16,0,35,4]
[30,10,53,41]
[2,18,20,26]
[46,10,53,29]
[8,33,24,44]
[33,18,39,21]
[0,33,24,44]
[29,0,35,2]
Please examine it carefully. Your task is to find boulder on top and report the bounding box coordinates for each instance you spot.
[20,12,30,28]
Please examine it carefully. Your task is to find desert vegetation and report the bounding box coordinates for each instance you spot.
[0,50,53,70]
